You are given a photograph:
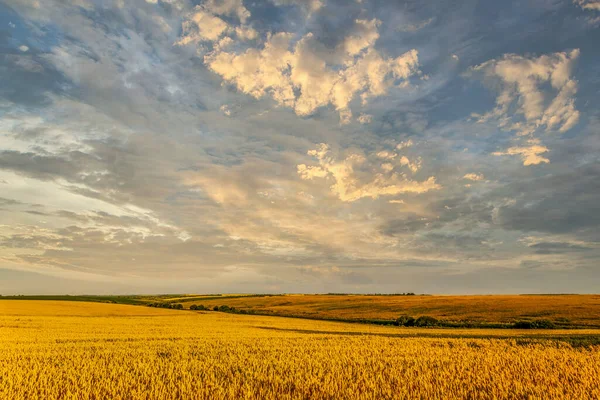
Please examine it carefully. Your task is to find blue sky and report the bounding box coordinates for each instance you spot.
[0,0,599,294]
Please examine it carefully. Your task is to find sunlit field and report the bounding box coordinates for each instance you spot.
[149,293,600,327]
[1,301,600,399]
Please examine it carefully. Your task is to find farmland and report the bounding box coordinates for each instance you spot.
[4,294,600,328]
[1,300,600,399]
[157,294,600,327]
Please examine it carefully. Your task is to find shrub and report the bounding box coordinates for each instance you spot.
[396,315,415,327]
[218,305,230,312]
[533,319,555,329]
[190,305,197,310]
[213,306,219,311]
[514,319,555,329]
[415,316,439,327]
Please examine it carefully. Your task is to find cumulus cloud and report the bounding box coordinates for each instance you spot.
[376,150,396,160]
[297,144,439,202]
[396,139,413,150]
[492,139,550,166]
[183,13,420,122]
[574,0,600,25]
[471,50,580,165]
[399,156,421,173]
[472,49,580,136]
[204,0,251,23]
[357,114,372,124]
[177,9,230,44]
[463,173,484,181]
[574,0,600,11]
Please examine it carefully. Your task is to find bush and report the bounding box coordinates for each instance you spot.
[533,319,555,329]
[218,305,231,312]
[213,306,219,311]
[415,316,439,327]
[174,304,183,310]
[514,319,555,329]
[190,305,197,310]
[396,315,415,327]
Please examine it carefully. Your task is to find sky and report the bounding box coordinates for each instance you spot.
[0,0,599,295]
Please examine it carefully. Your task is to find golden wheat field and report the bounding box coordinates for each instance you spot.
[1,301,600,399]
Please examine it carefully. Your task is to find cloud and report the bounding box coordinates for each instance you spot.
[463,173,484,181]
[470,50,580,166]
[492,139,549,166]
[357,114,372,124]
[472,49,580,136]
[194,16,420,121]
[397,17,435,32]
[3,0,600,293]
[203,0,251,23]
[574,0,600,11]
[297,143,440,202]
[528,241,594,254]
[376,150,396,160]
[396,140,414,150]
[271,0,323,13]
[493,163,600,236]
[177,9,230,44]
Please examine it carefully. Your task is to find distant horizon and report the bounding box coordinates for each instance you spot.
[2,292,597,297]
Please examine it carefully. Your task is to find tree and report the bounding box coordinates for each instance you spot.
[396,315,415,327]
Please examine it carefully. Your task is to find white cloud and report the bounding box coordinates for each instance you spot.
[235,26,258,40]
[463,173,484,181]
[297,144,440,202]
[177,9,230,44]
[376,150,397,160]
[396,139,413,150]
[220,104,232,116]
[492,139,550,166]
[203,0,251,23]
[19,45,29,52]
[399,155,421,173]
[193,16,420,122]
[472,50,580,165]
[357,114,372,124]
[343,19,380,56]
[472,49,580,136]
[574,0,600,11]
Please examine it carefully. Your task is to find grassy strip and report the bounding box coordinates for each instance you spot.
[192,307,594,330]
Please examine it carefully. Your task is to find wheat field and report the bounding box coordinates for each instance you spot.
[161,294,600,327]
[1,300,600,399]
